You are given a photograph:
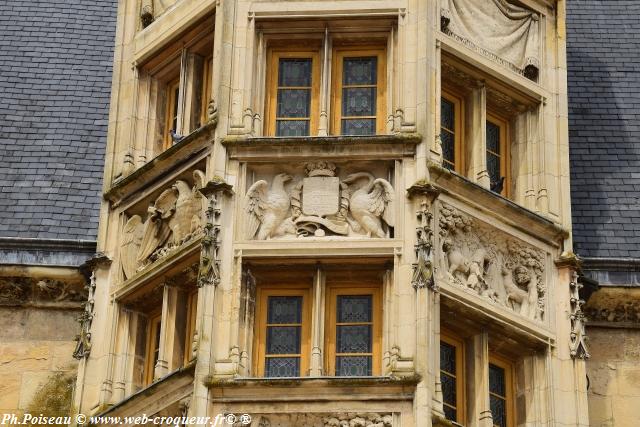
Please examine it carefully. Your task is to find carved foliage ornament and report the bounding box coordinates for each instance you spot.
[245,162,395,239]
[437,203,546,321]
[441,0,540,80]
[73,271,96,359]
[120,170,207,280]
[412,199,435,290]
[231,413,393,427]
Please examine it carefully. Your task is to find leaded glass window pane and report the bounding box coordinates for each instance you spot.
[441,131,455,169]
[336,355,372,376]
[441,98,454,131]
[486,121,500,154]
[440,341,456,374]
[341,119,375,136]
[489,364,506,396]
[490,395,506,427]
[343,58,377,85]
[342,88,376,116]
[267,326,300,354]
[268,296,302,324]
[338,295,372,322]
[444,406,457,423]
[337,325,372,353]
[486,120,502,189]
[441,373,457,408]
[265,357,300,377]
[275,58,312,136]
[487,152,500,187]
[441,97,456,169]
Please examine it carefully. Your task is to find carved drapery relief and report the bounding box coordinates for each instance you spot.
[0,277,87,306]
[437,203,546,321]
[441,0,540,80]
[198,178,233,287]
[231,413,393,427]
[120,170,207,280]
[569,271,589,359]
[245,162,395,239]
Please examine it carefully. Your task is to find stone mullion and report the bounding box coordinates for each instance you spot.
[309,267,325,376]
[155,284,179,379]
[466,331,493,427]
[466,85,489,188]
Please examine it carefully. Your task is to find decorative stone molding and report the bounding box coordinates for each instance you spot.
[244,162,395,240]
[73,271,96,359]
[408,181,440,291]
[198,177,233,287]
[120,170,207,280]
[233,413,393,427]
[0,277,87,306]
[436,202,546,321]
[569,271,589,359]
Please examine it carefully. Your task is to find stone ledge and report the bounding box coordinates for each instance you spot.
[105,121,216,206]
[222,134,421,161]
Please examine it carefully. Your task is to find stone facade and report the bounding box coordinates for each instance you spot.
[73,0,591,426]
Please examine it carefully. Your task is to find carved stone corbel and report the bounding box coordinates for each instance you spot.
[408,182,440,290]
[569,270,589,359]
[197,178,233,287]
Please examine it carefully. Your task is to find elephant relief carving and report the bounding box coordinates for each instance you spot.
[244,162,394,240]
[119,170,207,279]
[438,203,546,321]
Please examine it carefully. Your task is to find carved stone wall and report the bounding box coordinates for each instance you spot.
[232,412,393,427]
[0,277,87,306]
[120,170,207,280]
[244,162,395,240]
[436,202,546,321]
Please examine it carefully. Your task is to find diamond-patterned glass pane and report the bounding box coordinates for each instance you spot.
[267,326,300,354]
[267,296,302,324]
[276,120,309,136]
[440,341,456,374]
[443,406,457,422]
[277,89,310,117]
[441,131,455,167]
[441,98,454,130]
[486,121,500,154]
[490,395,506,427]
[265,357,300,377]
[342,88,376,116]
[441,373,457,407]
[343,57,377,85]
[338,295,372,322]
[336,355,372,376]
[489,363,506,396]
[487,152,500,188]
[278,59,312,87]
[337,325,371,353]
[341,119,375,135]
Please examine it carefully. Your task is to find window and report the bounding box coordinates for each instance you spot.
[265,49,320,137]
[440,334,465,424]
[326,286,381,376]
[183,290,198,365]
[254,287,312,377]
[332,47,387,136]
[164,78,181,146]
[489,356,515,427]
[440,91,464,172]
[486,114,509,196]
[144,313,162,385]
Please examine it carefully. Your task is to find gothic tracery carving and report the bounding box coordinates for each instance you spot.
[569,271,589,359]
[244,162,395,239]
[437,203,546,321]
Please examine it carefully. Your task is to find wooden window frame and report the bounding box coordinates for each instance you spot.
[144,312,162,385]
[264,48,321,137]
[489,354,515,427]
[183,290,198,365]
[440,331,466,424]
[441,89,465,173]
[331,46,387,136]
[200,55,213,127]
[253,285,312,377]
[164,78,181,148]
[325,284,382,376]
[486,112,510,197]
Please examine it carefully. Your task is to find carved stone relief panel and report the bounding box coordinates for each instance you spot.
[119,170,207,280]
[436,202,547,321]
[244,161,395,240]
[229,413,393,427]
[0,277,87,306]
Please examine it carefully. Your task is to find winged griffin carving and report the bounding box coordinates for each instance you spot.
[120,170,207,279]
[243,163,395,240]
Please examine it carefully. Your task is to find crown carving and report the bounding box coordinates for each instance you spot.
[304,161,337,177]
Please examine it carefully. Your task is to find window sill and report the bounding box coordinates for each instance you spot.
[222,133,421,161]
[205,374,420,388]
[106,121,216,206]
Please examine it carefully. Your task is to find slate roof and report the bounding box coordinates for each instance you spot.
[0,0,117,240]
[567,0,640,260]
